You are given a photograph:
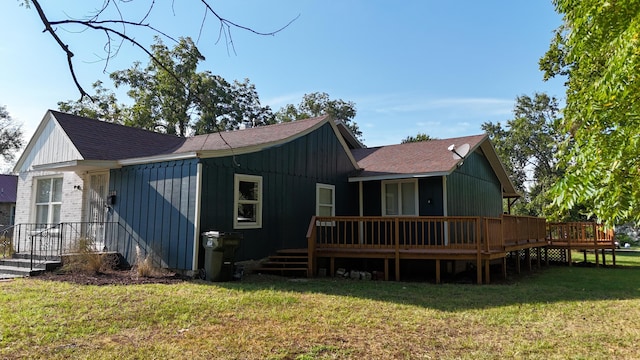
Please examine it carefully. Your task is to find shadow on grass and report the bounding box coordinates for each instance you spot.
[212,260,640,312]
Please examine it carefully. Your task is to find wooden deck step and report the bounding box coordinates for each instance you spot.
[254,248,309,277]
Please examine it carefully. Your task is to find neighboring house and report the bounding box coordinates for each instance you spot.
[12,110,517,273]
[0,174,17,228]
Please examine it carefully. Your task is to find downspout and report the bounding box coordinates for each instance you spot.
[192,162,203,272]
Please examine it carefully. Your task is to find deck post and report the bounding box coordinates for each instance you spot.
[526,248,532,271]
[330,257,335,277]
[545,247,549,266]
[306,216,317,278]
[515,251,521,274]
[394,217,400,281]
[435,259,441,284]
[536,247,542,268]
[502,258,507,279]
[484,260,491,284]
[592,222,599,267]
[476,218,482,284]
[384,259,389,281]
[612,248,616,266]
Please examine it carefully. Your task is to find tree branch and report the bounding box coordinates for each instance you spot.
[31,0,93,100]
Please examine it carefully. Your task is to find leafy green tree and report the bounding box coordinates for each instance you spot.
[57,81,129,123]
[540,1,640,226]
[482,93,565,218]
[110,37,205,137]
[194,78,275,134]
[275,92,362,140]
[401,133,435,144]
[60,37,273,136]
[0,105,23,162]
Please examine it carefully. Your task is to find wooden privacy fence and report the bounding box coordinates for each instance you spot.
[306,215,548,284]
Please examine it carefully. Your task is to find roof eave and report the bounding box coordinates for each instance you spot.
[32,159,120,172]
[348,171,449,182]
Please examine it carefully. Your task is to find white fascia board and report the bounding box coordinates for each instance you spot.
[32,160,119,172]
[348,171,450,183]
[118,152,198,166]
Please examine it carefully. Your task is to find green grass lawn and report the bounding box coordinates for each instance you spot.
[2,254,640,359]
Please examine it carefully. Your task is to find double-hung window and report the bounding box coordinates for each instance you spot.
[234,174,262,229]
[316,184,335,226]
[382,179,418,216]
[316,184,335,217]
[35,177,63,226]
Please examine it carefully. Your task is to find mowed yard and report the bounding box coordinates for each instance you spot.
[2,252,640,359]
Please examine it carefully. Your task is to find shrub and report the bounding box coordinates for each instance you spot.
[61,237,116,274]
[132,246,162,278]
[0,236,14,258]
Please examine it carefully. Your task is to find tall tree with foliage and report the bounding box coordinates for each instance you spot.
[57,81,129,124]
[0,105,23,162]
[482,93,565,217]
[275,92,362,140]
[110,37,205,136]
[60,37,273,135]
[540,1,640,226]
[401,133,435,144]
[193,78,275,134]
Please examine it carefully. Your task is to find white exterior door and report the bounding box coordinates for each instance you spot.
[86,172,109,251]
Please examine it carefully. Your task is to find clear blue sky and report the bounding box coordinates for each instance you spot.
[0,1,565,151]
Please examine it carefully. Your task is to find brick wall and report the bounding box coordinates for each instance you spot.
[15,170,85,224]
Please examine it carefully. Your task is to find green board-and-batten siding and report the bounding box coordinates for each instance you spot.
[109,159,199,270]
[446,150,503,217]
[358,150,502,217]
[199,122,357,263]
[360,177,444,216]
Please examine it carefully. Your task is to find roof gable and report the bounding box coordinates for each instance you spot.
[13,111,83,173]
[51,110,184,160]
[350,134,519,198]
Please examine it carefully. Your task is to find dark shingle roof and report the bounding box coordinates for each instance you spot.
[351,134,487,178]
[51,111,184,160]
[175,116,329,153]
[51,111,330,160]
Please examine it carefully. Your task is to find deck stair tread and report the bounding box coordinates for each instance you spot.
[268,255,308,260]
[254,248,309,277]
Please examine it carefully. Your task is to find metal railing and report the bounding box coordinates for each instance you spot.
[3,222,147,270]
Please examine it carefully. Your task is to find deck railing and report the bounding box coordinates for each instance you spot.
[311,216,487,251]
[309,215,547,252]
[547,222,615,247]
[502,215,548,246]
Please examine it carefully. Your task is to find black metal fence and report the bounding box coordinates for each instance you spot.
[0,222,147,270]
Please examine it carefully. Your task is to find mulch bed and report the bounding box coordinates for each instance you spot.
[31,269,191,286]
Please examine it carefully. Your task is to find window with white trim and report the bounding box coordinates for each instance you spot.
[234,174,262,229]
[34,177,63,226]
[381,179,418,216]
[316,184,335,217]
